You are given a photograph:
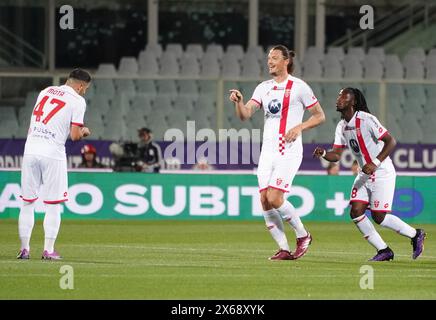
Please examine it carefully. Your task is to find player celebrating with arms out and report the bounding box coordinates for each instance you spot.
[313,88,426,261]
[17,69,92,260]
[229,45,325,260]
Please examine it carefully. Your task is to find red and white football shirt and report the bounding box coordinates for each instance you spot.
[333,111,394,171]
[250,75,318,155]
[24,85,86,160]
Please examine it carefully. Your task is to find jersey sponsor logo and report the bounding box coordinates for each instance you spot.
[285,89,290,98]
[349,139,360,153]
[64,192,68,197]
[284,183,289,189]
[276,178,283,186]
[267,99,282,114]
[384,203,389,208]
[344,126,355,131]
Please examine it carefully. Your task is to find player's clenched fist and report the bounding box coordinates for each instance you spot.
[81,126,91,137]
[229,89,243,103]
[312,146,326,158]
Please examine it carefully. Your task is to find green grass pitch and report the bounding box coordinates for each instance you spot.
[0,219,435,299]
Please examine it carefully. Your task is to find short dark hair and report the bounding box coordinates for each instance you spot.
[270,45,295,74]
[138,127,151,135]
[68,68,92,83]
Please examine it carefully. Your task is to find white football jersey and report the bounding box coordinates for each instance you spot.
[24,85,86,160]
[333,111,394,171]
[251,75,318,155]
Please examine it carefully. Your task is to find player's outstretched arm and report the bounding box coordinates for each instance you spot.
[229,89,258,121]
[70,125,91,141]
[313,146,343,162]
[284,103,325,142]
[361,132,396,175]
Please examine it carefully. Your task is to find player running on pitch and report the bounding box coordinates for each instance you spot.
[229,45,325,260]
[17,69,92,260]
[313,87,426,261]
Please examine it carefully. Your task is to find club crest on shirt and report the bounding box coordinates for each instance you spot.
[349,139,360,153]
[267,99,281,114]
[276,178,283,186]
[384,203,389,208]
[374,200,379,208]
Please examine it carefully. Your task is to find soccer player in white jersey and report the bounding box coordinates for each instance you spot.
[229,45,326,260]
[313,88,426,261]
[17,69,92,260]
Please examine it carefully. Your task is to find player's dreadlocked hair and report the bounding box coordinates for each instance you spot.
[342,87,371,114]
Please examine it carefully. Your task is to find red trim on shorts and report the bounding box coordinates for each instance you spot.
[44,199,68,204]
[378,131,389,141]
[250,98,262,107]
[370,209,391,213]
[20,196,38,203]
[305,100,318,109]
[267,185,289,193]
[71,122,84,127]
[349,200,369,204]
[355,117,372,164]
[259,187,268,193]
[333,144,346,148]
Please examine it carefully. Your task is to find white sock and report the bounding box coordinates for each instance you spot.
[263,209,290,251]
[353,215,387,251]
[43,204,61,252]
[380,214,417,238]
[18,201,35,251]
[276,200,308,238]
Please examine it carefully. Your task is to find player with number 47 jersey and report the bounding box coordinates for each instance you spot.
[313,87,426,262]
[17,69,92,261]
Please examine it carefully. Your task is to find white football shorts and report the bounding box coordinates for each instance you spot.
[20,154,68,204]
[349,167,396,212]
[257,151,302,193]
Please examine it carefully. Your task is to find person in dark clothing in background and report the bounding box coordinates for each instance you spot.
[136,127,162,173]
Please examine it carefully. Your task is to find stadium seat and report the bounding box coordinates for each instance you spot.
[1,106,17,121]
[404,84,427,106]
[305,46,324,62]
[175,95,196,114]
[156,79,178,100]
[327,47,345,61]
[93,79,116,99]
[85,117,105,140]
[241,52,261,77]
[322,55,342,79]
[118,57,138,75]
[342,56,363,79]
[186,44,204,59]
[205,44,224,60]
[154,95,174,114]
[130,95,153,116]
[398,115,423,143]
[136,79,157,98]
[426,64,436,80]
[138,51,159,76]
[177,80,199,99]
[221,53,241,77]
[196,94,216,118]
[145,43,163,57]
[385,117,403,142]
[200,53,221,77]
[159,52,180,76]
[363,56,383,80]
[165,43,184,59]
[145,112,168,140]
[405,47,426,63]
[347,47,365,61]
[302,56,323,78]
[167,112,188,131]
[180,53,200,76]
[115,79,136,95]
[247,45,265,63]
[226,44,244,61]
[0,119,19,138]
[96,63,118,76]
[384,54,404,79]
[198,80,218,96]
[404,57,425,80]
[386,83,405,104]
[367,47,385,62]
